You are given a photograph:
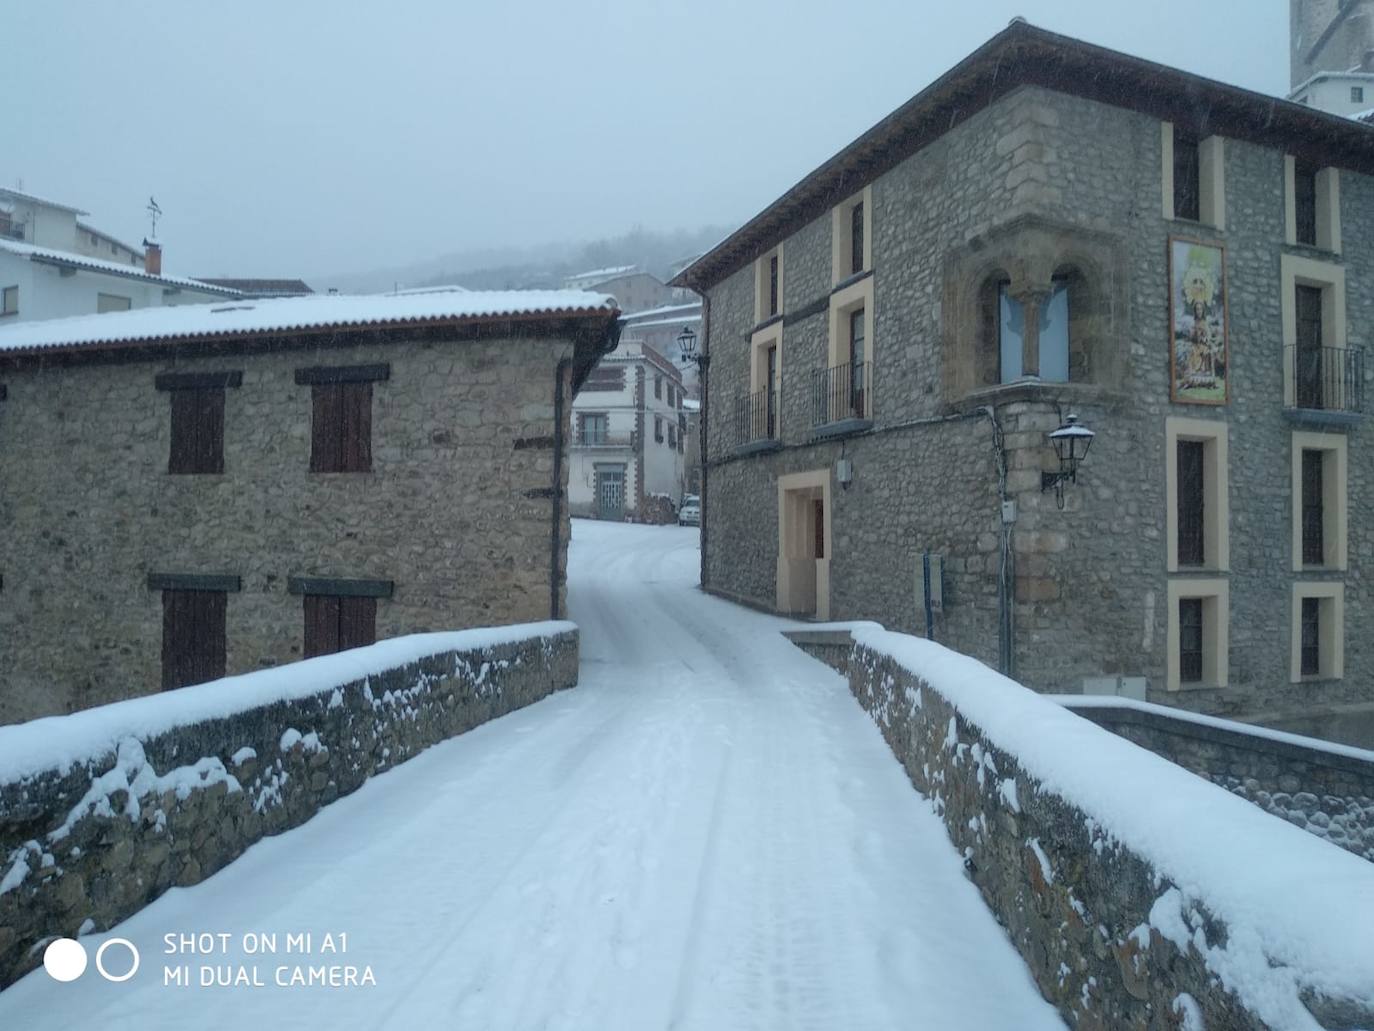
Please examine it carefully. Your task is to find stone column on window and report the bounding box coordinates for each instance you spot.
[1014,286,1050,379]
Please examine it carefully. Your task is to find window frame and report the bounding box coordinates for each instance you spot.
[754,245,783,324]
[1166,578,1229,690]
[97,292,132,313]
[1165,418,1229,573]
[1290,431,1348,571]
[155,370,242,476]
[296,364,388,474]
[830,186,872,286]
[1290,582,1344,683]
[1284,157,1341,253]
[1,285,16,316]
[1161,123,1225,229]
[1279,255,1346,408]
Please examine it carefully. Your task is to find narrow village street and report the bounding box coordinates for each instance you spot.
[2,520,1062,1030]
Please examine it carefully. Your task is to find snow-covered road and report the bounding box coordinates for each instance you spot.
[3,520,1062,1029]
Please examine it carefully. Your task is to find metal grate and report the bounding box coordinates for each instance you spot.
[1301,597,1321,676]
[1178,598,1204,683]
[1176,440,1205,566]
[1302,450,1325,565]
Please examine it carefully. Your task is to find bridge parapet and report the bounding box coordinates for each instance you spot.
[797,623,1374,1030]
[0,622,579,990]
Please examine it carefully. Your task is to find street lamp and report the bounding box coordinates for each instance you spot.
[1041,414,1096,509]
[676,326,703,367]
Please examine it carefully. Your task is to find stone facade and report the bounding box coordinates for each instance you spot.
[691,51,1373,725]
[0,312,615,725]
[0,625,579,989]
[836,632,1374,1030]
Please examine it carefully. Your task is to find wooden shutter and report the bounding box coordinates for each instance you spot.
[311,384,343,472]
[1173,128,1200,222]
[851,201,864,275]
[341,382,372,472]
[304,594,341,657]
[813,499,825,559]
[1294,163,1318,247]
[338,597,376,651]
[169,388,224,474]
[161,589,227,689]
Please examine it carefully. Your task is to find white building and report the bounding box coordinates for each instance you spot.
[0,187,238,323]
[570,336,686,522]
[618,301,703,393]
[1289,0,1374,115]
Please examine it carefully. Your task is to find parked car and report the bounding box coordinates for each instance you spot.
[678,501,700,527]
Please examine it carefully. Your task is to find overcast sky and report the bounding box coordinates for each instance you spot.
[4,1,1287,283]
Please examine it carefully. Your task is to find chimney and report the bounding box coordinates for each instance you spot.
[143,239,161,276]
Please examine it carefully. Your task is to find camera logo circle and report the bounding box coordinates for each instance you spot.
[95,938,140,982]
[42,938,87,982]
[42,937,140,983]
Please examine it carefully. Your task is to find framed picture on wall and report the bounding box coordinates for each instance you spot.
[1168,237,1229,404]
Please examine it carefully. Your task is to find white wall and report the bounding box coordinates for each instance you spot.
[0,252,228,323]
[1290,72,1374,114]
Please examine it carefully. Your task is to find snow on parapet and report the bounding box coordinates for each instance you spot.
[0,622,576,783]
[0,289,618,354]
[849,625,1374,1022]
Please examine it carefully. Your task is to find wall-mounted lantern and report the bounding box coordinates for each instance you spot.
[676,326,700,366]
[1041,414,1095,509]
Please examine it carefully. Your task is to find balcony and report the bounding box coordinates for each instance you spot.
[575,430,636,449]
[810,360,872,438]
[1286,345,1365,424]
[733,387,781,455]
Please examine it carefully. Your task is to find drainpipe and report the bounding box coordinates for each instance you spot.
[981,405,1014,678]
[697,293,711,588]
[550,356,572,620]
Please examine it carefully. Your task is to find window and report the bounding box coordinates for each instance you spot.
[655,415,664,443]
[1301,450,1324,566]
[1295,283,1324,408]
[155,371,241,475]
[1173,127,1200,222]
[1353,86,1365,103]
[581,413,607,445]
[304,595,376,658]
[1290,583,1344,682]
[668,424,676,449]
[1,285,16,316]
[747,319,784,442]
[850,203,864,276]
[655,374,663,400]
[1285,159,1341,252]
[1291,432,1348,570]
[998,278,1069,383]
[1166,418,1229,572]
[848,307,867,418]
[296,365,388,473]
[755,246,783,323]
[150,574,240,690]
[1167,579,1229,690]
[96,292,132,313]
[1300,597,1321,676]
[1178,598,1204,683]
[1294,162,1317,247]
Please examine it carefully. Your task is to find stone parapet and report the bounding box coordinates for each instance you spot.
[0,624,578,990]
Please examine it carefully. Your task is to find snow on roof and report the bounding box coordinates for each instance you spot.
[853,625,1374,1026]
[0,185,88,216]
[623,315,703,332]
[0,239,240,297]
[0,288,619,355]
[565,264,638,283]
[619,301,701,323]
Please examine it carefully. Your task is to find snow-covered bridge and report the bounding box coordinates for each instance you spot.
[1,520,1063,1029]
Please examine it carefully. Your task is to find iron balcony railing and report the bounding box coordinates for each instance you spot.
[575,430,636,448]
[735,386,779,445]
[1289,345,1365,414]
[811,360,870,427]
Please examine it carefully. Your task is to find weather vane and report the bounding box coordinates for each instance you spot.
[146,196,162,239]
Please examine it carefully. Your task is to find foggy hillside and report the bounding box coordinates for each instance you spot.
[322,224,733,295]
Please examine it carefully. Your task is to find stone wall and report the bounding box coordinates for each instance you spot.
[1066,698,1374,862]
[0,331,578,724]
[701,80,1374,719]
[833,625,1374,1029]
[0,624,578,989]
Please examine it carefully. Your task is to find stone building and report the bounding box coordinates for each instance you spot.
[672,21,1374,730]
[0,289,620,724]
[569,333,686,521]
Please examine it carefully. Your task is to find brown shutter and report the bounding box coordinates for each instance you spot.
[311,384,343,472]
[198,388,225,474]
[304,595,340,657]
[198,590,227,684]
[162,589,226,689]
[169,391,198,474]
[338,596,376,651]
[341,382,372,472]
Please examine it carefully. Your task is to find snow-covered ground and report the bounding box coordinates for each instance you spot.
[1,521,1062,1029]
